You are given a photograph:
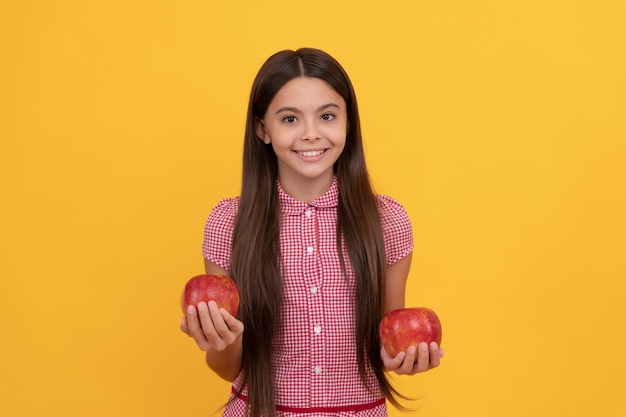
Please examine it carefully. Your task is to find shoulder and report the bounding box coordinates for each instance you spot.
[376,194,411,228]
[204,197,240,242]
[203,197,240,269]
[208,197,240,221]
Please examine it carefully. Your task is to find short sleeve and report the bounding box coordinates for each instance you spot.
[377,195,414,266]
[202,197,239,271]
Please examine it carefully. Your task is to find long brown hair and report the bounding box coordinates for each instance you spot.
[230,48,405,416]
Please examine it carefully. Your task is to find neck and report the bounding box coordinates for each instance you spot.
[277,173,334,203]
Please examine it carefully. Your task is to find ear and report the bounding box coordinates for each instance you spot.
[255,118,270,144]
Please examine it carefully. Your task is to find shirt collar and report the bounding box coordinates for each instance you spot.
[278,177,339,216]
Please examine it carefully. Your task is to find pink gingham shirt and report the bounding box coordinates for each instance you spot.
[203,178,413,416]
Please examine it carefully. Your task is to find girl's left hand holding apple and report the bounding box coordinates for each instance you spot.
[381,342,444,375]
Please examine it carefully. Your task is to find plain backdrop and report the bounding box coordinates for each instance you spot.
[1,1,625,416]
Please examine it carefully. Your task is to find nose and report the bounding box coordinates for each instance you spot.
[302,120,321,141]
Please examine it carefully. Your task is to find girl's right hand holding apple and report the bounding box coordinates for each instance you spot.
[181,300,244,352]
[180,301,244,381]
[180,301,243,352]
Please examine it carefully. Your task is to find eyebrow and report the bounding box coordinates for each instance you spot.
[275,103,341,115]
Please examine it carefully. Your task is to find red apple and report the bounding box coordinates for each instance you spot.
[379,307,442,357]
[181,274,240,316]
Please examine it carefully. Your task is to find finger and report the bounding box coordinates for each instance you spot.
[380,346,392,367]
[220,308,244,335]
[398,345,418,374]
[180,317,189,334]
[197,301,236,350]
[206,301,230,338]
[429,342,441,368]
[200,301,232,350]
[414,342,430,373]
[380,346,406,370]
[197,301,217,337]
[186,304,209,348]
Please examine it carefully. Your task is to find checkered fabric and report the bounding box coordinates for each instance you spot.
[203,177,413,416]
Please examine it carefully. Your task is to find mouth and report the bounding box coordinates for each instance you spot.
[296,149,326,157]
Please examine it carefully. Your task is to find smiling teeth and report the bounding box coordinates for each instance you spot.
[299,150,324,157]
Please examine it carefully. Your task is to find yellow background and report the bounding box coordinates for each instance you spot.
[1,1,625,416]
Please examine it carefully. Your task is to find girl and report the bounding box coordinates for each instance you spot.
[181,48,444,416]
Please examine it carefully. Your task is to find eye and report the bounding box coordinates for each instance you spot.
[282,115,297,124]
[321,113,335,121]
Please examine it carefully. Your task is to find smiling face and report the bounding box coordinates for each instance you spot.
[256,76,347,201]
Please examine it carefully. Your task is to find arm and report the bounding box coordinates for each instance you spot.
[180,259,244,382]
[381,251,444,374]
[383,251,412,314]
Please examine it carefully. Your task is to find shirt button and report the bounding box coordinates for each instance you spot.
[305,209,312,218]
[307,246,314,254]
[310,285,318,294]
[314,325,321,334]
[314,366,322,375]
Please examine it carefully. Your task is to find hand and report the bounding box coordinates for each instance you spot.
[180,300,244,352]
[381,342,444,375]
